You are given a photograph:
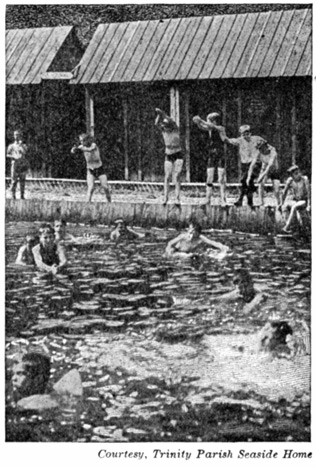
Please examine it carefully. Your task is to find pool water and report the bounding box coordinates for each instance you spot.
[5,222,311,442]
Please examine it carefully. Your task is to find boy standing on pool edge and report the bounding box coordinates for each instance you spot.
[71,133,111,203]
[155,108,183,207]
[193,112,227,207]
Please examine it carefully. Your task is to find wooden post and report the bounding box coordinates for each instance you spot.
[184,89,190,182]
[85,87,95,136]
[237,89,242,179]
[275,86,281,156]
[136,107,142,181]
[222,94,227,172]
[291,81,297,165]
[122,96,129,180]
[170,85,180,126]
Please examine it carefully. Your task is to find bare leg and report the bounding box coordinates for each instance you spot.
[258,179,266,206]
[174,158,183,204]
[99,174,111,203]
[163,160,173,204]
[10,163,18,199]
[204,167,214,205]
[284,200,306,232]
[19,172,26,199]
[218,167,226,207]
[86,170,95,202]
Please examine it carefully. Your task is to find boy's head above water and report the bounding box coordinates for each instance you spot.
[38,224,55,247]
[11,352,51,399]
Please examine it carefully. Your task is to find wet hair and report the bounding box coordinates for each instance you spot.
[54,218,67,227]
[39,223,55,236]
[25,233,39,247]
[234,268,256,303]
[21,352,51,394]
[259,321,293,351]
[188,221,202,235]
[114,218,126,226]
[79,133,94,146]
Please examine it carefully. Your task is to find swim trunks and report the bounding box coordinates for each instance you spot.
[88,165,106,178]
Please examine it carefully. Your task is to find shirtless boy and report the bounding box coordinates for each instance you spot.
[71,134,111,203]
[193,112,227,206]
[155,108,183,206]
[279,165,311,233]
[32,224,67,274]
[165,222,228,257]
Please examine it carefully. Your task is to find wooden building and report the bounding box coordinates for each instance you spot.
[71,7,312,182]
[6,26,85,178]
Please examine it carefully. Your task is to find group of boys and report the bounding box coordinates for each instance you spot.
[7,114,311,234]
[156,109,310,233]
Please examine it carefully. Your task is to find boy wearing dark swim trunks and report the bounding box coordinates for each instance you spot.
[155,108,183,206]
[193,113,227,206]
[71,134,111,203]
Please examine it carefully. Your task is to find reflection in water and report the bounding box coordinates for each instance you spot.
[5,222,311,441]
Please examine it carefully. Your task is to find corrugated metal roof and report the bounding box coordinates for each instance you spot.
[6,26,73,85]
[73,8,311,84]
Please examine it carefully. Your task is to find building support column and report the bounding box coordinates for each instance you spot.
[85,87,95,137]
[237,89,242,179]
[122,96,129,180]
[184,89,190,182]
[291,81,297,165]
[136,108,142,181]
[170,85,180,126]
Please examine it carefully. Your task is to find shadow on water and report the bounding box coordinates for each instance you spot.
[5,222,311,442]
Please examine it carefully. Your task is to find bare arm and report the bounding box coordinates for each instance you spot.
[165,233,184,254]
[78,142,97,152]
[127,227,145,239]
[199,235,228,252]
[257,147,277,183]
[192,116,211,131]
[56,245,67,270]
[246,151,260,185]
[15,245,27,265]
[32,245,54,273]
[305,177,311,210]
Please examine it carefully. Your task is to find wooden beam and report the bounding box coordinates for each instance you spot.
[170,85,180,126]
[122,96,129,181]
[222,94,227,172]
[184,89,190,182]
[275,84,281,155]
[291,81,297,165]
[85,87,94,136]
[136,108,142,181]
[237,88,242,178]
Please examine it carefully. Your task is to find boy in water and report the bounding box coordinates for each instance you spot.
[6,130,29,200]
[71,133,111,203]
[11,352,51,400]
[32,224,67,274]
[110,219,146,242]
[54,219,76,243]
[279,165,311,233]
[193,112,227,206]
[15,233,39,266]
[155,108,183,206]
[165,222,228,257]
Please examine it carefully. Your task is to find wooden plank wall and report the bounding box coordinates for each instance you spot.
[6,198,286,234]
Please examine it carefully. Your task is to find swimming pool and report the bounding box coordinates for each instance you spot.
[5,222,311,442]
